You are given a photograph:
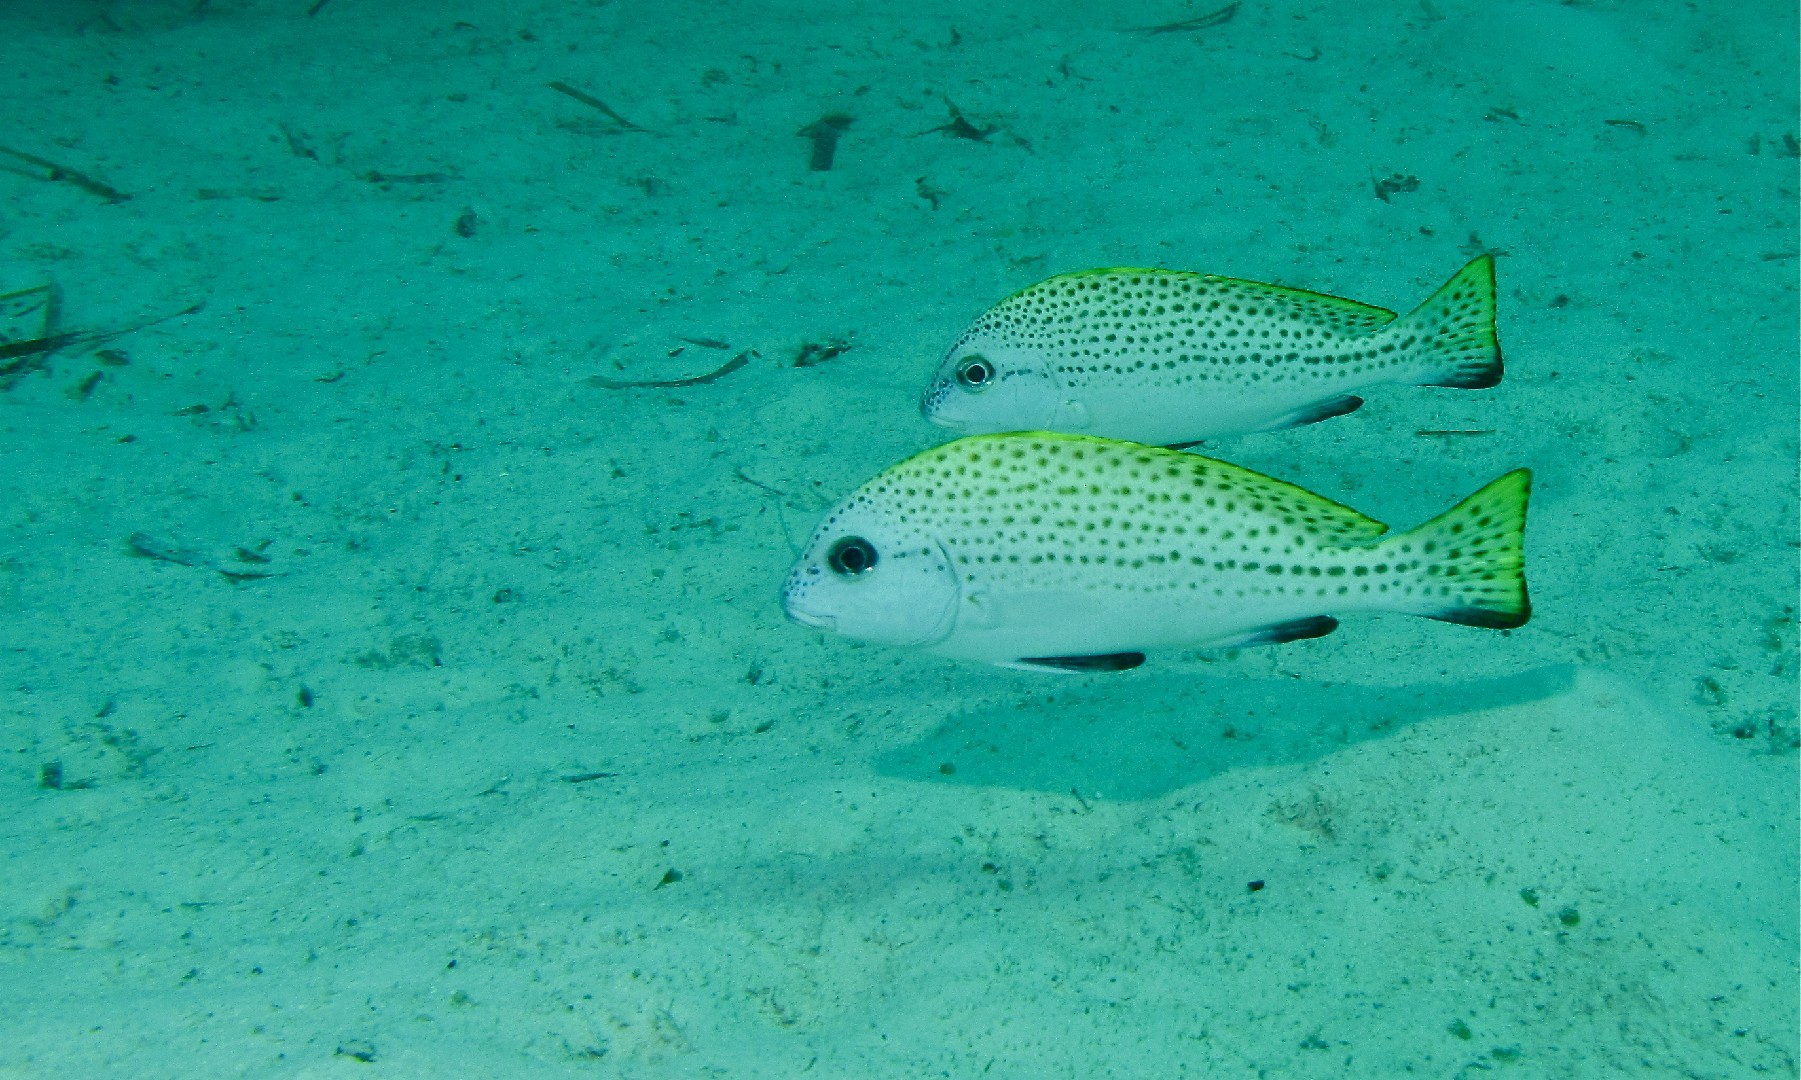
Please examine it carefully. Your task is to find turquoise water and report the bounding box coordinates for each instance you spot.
[0,1,1795,1076]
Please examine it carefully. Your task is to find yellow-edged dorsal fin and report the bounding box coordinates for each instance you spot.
[931,432,1393,543]
[1017,269,1398,335]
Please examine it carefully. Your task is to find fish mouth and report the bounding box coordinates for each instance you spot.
[921,403,965,431]
[919,384,964,428]
[782,597,837,632]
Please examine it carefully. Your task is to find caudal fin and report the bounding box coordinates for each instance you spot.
[1387,468,1531,629]
[1398,255,1502,390]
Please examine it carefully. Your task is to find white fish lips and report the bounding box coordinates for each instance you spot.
[919,379,961,428]
[783,600,836,632]
[780,569,837,631]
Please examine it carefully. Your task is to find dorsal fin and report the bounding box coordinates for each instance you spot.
[1016,269,1399,335]
[889,432,1392,545]
[1183,454,1389,543]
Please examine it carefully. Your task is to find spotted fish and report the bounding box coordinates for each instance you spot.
[781,432,1529,671]
[920,256,1500,446]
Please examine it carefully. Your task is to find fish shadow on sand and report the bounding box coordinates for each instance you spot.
[871,664,1576,800]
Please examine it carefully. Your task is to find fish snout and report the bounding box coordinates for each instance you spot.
[781,571,839,631]
[783,599,837,632]
[919,382,945,417]
[920,381,970,430]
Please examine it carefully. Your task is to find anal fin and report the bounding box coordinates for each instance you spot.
[1009,652,1146,673]
[1268,395,1362,431]
[1216,615,1339,649]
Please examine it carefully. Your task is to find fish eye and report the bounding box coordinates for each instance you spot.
[955,355,993,391]
[826,536,878,576]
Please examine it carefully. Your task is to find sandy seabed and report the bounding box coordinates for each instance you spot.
[0,1,1795,1076]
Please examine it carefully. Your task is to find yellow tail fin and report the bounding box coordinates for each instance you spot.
[1400,255,1503,390]
[1389,468,1531,629]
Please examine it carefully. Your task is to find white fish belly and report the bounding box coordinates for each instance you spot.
[1071,375,1357,443]
[931,584,1338,663]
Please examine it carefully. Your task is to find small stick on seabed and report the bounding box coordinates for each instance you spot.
[585,349,752,389]
[0,299,202,381]
[547,81,652,132]
[1124,2,1239,34]
[0,145,130,203]
[561,772,618,784]
[127,531,282,582]
[1415,429,1497,437]
[0,331,83,367]
[734,468,824,511]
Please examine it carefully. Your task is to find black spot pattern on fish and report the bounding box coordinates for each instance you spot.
[963,270,1401,392]
[854,433,1400,605]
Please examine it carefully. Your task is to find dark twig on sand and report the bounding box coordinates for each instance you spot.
[1124,3,1239,34]
[548,81,652,132]
[585,350,753,389]
[0,145,130,203]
